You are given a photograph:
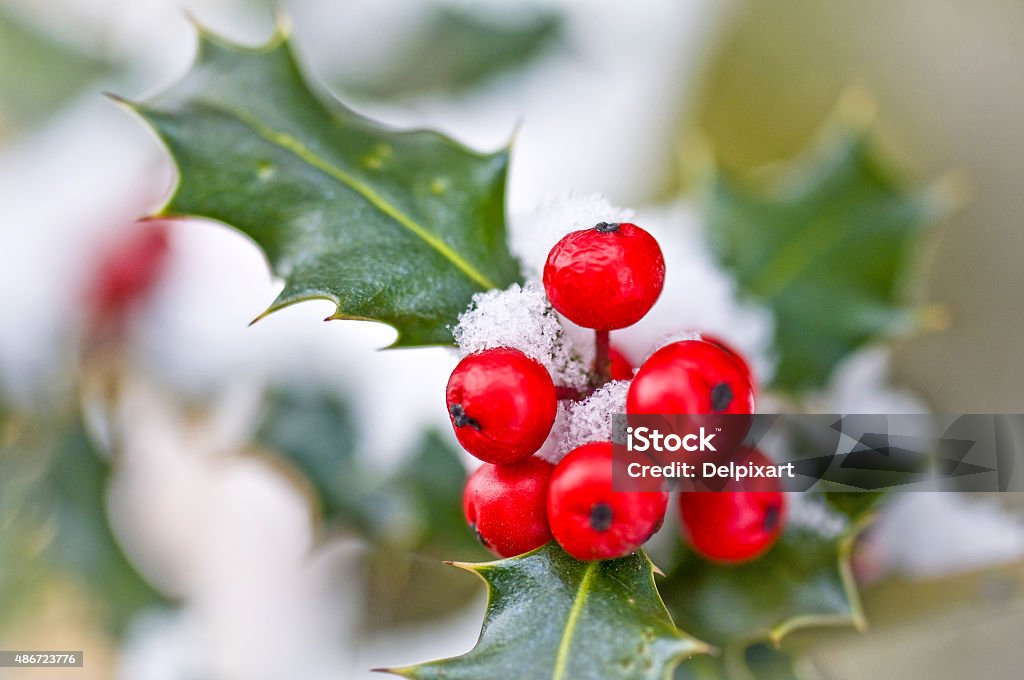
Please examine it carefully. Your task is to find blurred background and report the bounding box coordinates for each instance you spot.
[1,0,1023,678]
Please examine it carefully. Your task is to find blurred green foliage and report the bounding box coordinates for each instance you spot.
[705,125,945,391]
[256,387,488,629]
[0,9,108,139]
[341,6,563,99]
[0,406,165,635]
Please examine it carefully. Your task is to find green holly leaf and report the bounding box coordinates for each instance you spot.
[383,543,710,680]
[660,499,872,651]
[124,27,520,345]
[341,6,563,99]
[705,123,952,391]
[0,409,166,635]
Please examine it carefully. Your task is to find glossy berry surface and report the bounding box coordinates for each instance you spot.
[543,222,665,330]
[547,442,668,560]
[609,345,634,381]
[446,348,557,464]
[697,333,755,396]
[678,449,786,563]
[626,339,755,415]
[463,458,554,557]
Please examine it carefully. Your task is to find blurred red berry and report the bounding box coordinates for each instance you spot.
[678,448,785,563]
[87,221,170,326]
[608,345,634,380]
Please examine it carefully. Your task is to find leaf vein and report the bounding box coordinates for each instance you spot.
[197,102,498,291]
[551,560,597,680]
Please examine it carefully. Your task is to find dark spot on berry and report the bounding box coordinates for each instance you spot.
[711,382,733,412]
[763,504,780,532]
[594,221,620,233]
[589,502,614,532]
[449,403,482,431]
[469,522,489,548]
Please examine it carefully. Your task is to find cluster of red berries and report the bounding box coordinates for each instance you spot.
[448,222,785,563]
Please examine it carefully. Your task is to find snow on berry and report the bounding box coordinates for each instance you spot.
[535,402,572,465]
[562,380,630,455]
[453,282,590,391]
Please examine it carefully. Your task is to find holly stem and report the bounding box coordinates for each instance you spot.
[593,329,611,388]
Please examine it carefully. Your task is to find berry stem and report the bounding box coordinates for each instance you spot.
[592,330,611,387]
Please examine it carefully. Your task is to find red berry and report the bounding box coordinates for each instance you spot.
[463,458,554,557]
[87,221,170,326]
[678,448,785,563]
[609,345,634,380]
[446,348,557,464]
[697,333,755,395]
[543,222,665,330]
[547,442,668,560]
[626,339,755,415]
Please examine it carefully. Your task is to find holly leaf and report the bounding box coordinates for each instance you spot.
[705,124,951,391]
[341,6,563,99]
[660,497,872,650]
[124,27,520,345]
[383,542,709,680]
[0,409,166,635]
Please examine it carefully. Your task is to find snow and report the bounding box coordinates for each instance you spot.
[562,380,630,455]
[452,282,590,391]
[875,493,1024,578]
[786,493,849,540]
[534,402,572,465]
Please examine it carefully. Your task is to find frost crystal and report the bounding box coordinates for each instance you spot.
[563,380,630,453]
[535,402,571,465]
[452,282,589,390]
